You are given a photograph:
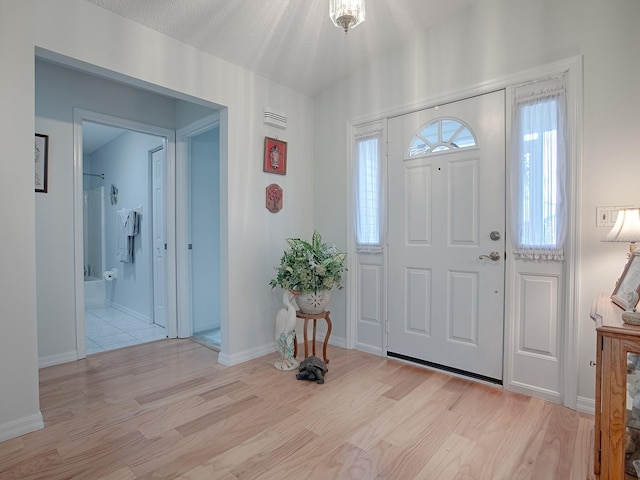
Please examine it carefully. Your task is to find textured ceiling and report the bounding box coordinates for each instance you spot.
[86,0,476,98]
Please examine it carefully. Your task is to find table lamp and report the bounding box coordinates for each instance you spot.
[603,207,640,255]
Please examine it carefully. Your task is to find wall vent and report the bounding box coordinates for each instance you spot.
[263,108,287,129]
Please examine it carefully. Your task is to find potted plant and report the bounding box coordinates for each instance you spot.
[269,230,347,313]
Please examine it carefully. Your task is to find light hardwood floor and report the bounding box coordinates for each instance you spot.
[0,339,594,479]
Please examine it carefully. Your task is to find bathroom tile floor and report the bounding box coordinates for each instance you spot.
[85,305,166,355]
[192,327,221,349]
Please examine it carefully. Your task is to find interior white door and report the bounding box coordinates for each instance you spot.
[152,146,167,328]
[387,90,506,381]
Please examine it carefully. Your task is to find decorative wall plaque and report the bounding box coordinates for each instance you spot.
[266,184,283,213]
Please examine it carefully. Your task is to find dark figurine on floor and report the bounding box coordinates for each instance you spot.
[296,356,328,384]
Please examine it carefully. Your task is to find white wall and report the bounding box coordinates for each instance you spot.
[0,1,43,441]
[313,0,640,405]
[1,0,314,441]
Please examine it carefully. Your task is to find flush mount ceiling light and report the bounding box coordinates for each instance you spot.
[329,0,365,34]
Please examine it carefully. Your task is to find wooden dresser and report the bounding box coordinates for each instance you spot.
[592,294,640,479]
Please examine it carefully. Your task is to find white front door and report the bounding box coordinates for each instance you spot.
[152,146,167,328]
[387,90,506,381]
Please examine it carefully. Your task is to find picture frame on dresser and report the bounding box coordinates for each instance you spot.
[611,251,640,310]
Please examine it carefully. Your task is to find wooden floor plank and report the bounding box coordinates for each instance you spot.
[414,432,476,479]
[229,429,319,479]
[0,340,593,480]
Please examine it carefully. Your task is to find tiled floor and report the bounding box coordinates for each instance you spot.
[85,304,166,355]
[193,327,221,348]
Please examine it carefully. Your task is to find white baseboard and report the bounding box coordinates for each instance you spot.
[217,334,347,366]
[218,343,276,366]
[576,396,595,415]
[355,343,383,356]
[106,301,151,324]
[0,413,44,442]
[39,350,78,368]
[506,381,562,404]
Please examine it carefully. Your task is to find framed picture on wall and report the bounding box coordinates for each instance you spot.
[611,251,640,310]
[35,133,49,193]
[263,136,287,175]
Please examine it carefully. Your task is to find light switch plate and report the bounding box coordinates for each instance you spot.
[596,205,634,227]
[596,207,614,227]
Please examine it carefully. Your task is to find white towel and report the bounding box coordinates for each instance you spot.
[116,209,138,263]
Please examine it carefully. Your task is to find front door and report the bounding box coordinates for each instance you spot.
[386,90,506,381]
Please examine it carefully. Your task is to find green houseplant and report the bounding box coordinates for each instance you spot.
[270,231,346,312]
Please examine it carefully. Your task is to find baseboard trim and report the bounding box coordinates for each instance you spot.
[106,301,151,324]
[355,343,383,356]
[506,381,562,404]
[576,396,595,415]
[39,350,78,368]
[217,343,276,366]
[0,413,44,442]
[217,335,346,366]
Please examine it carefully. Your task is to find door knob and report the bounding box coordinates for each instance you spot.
[479,252,501,261]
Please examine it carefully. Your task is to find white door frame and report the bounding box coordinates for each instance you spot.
[175,113,220,339]
[72,108,178,358]
[346,56,583,408]
[150,145,167,328]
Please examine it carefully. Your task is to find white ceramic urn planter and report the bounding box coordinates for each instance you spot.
[295,290,331,314]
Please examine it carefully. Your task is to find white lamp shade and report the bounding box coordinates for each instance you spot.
[604,208,640,243]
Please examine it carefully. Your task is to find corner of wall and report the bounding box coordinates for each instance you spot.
[0,413,44,443]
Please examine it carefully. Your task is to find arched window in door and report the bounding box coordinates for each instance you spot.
[408,117,477,156]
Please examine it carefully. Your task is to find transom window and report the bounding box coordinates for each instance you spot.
[408,118,477,156]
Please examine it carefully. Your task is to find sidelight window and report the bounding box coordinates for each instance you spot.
[511,76,567,261]
[355,129,383,247]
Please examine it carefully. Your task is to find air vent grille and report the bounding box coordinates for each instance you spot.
[263,108,287,129]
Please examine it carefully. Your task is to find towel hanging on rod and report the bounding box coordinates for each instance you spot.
[116,208,139,263]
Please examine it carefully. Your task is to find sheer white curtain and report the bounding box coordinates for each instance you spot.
[355,130,383,250]
[511,76,567,261]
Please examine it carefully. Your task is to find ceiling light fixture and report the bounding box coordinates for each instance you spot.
[329,0,365,34]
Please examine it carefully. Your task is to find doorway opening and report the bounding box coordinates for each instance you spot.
[81,119,168,354]
[176,116,221,350]
[34,52,226,366]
